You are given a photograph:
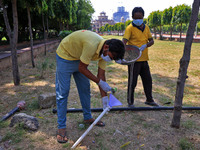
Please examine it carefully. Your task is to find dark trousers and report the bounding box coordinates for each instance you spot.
[127,61,153,105]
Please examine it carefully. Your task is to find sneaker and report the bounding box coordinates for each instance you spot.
[128,104,135,107]
[145,101,159,107]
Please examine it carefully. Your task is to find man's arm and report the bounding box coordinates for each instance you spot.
[79,61,100,83]
[147,38,154,47]
[97,67,107,97]
[79,61,107,97]
[122,38,128,45]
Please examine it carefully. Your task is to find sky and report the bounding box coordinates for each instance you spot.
[90,0,194,20]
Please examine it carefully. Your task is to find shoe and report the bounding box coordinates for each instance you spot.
[145,101,159,107]
[128,104,135,107]
[84,118,105,127]
[56,130,68,143]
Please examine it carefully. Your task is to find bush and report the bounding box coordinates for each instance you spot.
[58,30,73,39]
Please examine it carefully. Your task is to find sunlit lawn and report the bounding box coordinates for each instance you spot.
[102,35,200,106]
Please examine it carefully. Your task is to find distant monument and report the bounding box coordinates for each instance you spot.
[92,12,114,33]
[113,6,129,23]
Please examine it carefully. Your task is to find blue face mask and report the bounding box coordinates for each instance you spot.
[101,53,112,62]
[133,19,143,26]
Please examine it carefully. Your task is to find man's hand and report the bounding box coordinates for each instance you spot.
[102,96,110,111]
[115,59,125,64]
[98,79,112,92]
[139,44,147,51]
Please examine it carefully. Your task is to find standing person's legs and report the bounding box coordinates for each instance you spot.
[73,63,105,127]
[127,62,141,106]
[56,55,77,142]
[140,61,153,102]
[73,71,92,120]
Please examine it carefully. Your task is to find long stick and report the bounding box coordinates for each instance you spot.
[71,107,110,149]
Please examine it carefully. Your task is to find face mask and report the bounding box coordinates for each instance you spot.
[101,53,112,62]
[133,19,143,26]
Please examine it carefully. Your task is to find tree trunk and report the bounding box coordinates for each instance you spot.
[171,0,200,128]
[0,0,20,85]
[159,25,162,40]
[179,23,182,42]
[154,27,156,39]
[27,7,35,68]
[46,16,49,38]
[42,12,47,55]
[170,24,173,41]
[11,0,20,85]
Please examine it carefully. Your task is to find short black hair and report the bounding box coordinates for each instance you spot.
[132,7,144,17]
[105,39,125,60]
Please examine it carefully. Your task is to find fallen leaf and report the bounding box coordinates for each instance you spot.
[140,144,145,147]
[120,141,131,148]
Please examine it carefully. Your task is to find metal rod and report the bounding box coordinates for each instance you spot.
[52,106,200,114]
[71,107,110,149]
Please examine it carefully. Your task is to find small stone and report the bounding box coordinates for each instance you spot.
[10,113,39,131]
[38,93,56,109]
[79,124,85,129]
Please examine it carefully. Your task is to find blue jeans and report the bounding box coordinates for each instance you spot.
[56,54,92,129]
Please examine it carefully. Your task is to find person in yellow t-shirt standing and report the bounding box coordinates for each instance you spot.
[123,7,159,107]
[55,30,125,143]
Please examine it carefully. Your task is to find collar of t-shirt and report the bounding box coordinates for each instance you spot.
[132,22,146,32]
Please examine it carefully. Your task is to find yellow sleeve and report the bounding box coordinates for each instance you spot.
[98,59,107,70]
[123,25,132,41]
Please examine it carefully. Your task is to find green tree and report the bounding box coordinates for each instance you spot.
[148,11,161,39]
[125,20,132,28]
[76,0,94,29]
[172,4,192,42]
[171,0,200,128]
[162,7,173,40]
[0,0,20,85]
[20,0,38,68]
[35,0,48,55]
[99,26,105,34]
[156,10,163,39]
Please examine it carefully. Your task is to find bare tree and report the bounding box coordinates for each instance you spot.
[171,0,200,128]
[0,0,20,85]
[27,6,35,67]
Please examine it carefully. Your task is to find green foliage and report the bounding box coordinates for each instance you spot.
[76,0,94,29]
[179,138,194,150]
[125,20,132,27]
[162,7,173,25]
[182,120,196,129]
[58,30,72,39]
[27,100,40,111]
[172,4,191,25]
[99,26,105,33]
[2,125,26,143]
[148,10,162,27]
[36,58,54,78]
[0,121,9,129]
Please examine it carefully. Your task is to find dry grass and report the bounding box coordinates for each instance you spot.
[0,37,200,150]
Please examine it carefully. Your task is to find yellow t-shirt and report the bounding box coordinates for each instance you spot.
[123,23,152,61]
[56,30,107,70]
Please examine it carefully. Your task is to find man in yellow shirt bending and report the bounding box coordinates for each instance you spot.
[56,30,125,143]
[123,7,159,107]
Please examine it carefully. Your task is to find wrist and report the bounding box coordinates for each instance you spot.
[102,96,108,99]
